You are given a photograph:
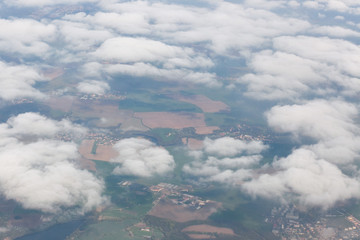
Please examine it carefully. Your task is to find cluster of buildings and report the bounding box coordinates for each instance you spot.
[79,92,126,101]
[85,132,120,145]
[150,183,210,210]
[268,205,360,240]
[215,124,273,142]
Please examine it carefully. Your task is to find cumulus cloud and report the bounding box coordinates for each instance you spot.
[98,1,310,55]
[242,99,360,209]
[0,113,105,213]
[0,61,48,101]
[203,137,267,157]
[302,0,360,14]
[243,148,360,209]
[111,138,175,177]
[90,36,218,86]
[5,0,97,7]
[0,18,55,57]
[239,36,360,100]
[266,100,360,164]
[77,80,110,95]
[183,137,268,184]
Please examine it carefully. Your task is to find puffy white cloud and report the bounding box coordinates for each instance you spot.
[0,113,105,213]
[266,100,360,164]
[266,100,358,140]
[5,0,97,7]
[242,99,360,209]
[240,36,360,100]
[273,36,360,78]
[0,61,48,101]
[104,62,220,87]
[203,137,268,157]
[111,138,175,177]
[90,37,219,86]
[1,112,87,138]
[183,137,267,185]
[77,80,110,95]
[0,18,55,57]
[311,26,360,37]
[98,1,311,55]
[302,0,360,14]
[243,149,360,209]
[55,19,114,52]
[63,11,151,35]
[92,37,213,68]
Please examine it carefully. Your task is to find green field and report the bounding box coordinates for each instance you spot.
[119,92,202,113]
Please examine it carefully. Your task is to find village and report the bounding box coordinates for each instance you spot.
[268,205,360,239]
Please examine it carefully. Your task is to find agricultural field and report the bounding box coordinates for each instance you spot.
[173,94,230,113]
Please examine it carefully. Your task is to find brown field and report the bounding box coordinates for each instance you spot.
[46,96,74,112]
[71,100,134,127]
[148,199,221,222]
[78,157,97,171]
[187,234,215,239]
[195,126,219,135]
[182,225,235,236]
[187,138,203,150]
[78,139,118,162]
[134,112,206,129]
[174,94,230,113]
[46,97,135,128]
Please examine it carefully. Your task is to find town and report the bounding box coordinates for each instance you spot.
[268,205,360,239]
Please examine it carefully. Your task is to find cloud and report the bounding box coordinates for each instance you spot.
[266,99,360,164]
[90,36,219,86]
[183,137,267,185]
[92,37,213,68]
[273,36,360,78]
[243,148,360,209]
[77,80,110,95]
[0,113,105,213]
[302,0,360,14]
[203,137,268,157]
[98,1,310,55]
[0,18,55,57]
[0,61,48,101]
[239,36,360,100]
[63,11,151,35]
[5,0,97,7]
[111,138,175,177]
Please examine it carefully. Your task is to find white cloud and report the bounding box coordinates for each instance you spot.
[99,1,310,55]
[0,61,48,101]
[104,62,220,87]
[266,100,360,164]
[0,18,55,57]
[92,37,213,68]
[311,26,360,37]
[243,149,360,209]
[240,36,360,100]
[63,11,151,35]
[203,137,268,157]
[266,100,358,140]
[111,138,175,177]
[0,113,105,213]
[5,0,97,7]
[274,36,360,78]
[77,80,110,95]
[183,137,267,185]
